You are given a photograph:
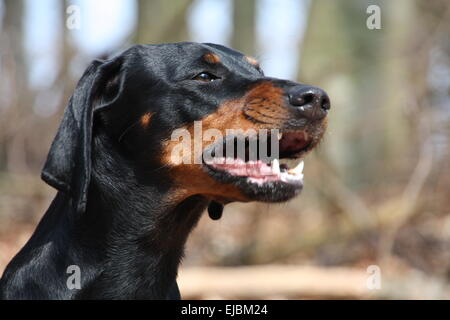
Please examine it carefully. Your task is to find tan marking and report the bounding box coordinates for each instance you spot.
[203,53,221,64]
[140,113,153,128]
[159,82,289,201]
[158,81,327,203]
[245,56,260,68]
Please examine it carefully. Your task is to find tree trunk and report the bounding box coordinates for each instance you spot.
[231,0,256,56]
[135,0,193,44]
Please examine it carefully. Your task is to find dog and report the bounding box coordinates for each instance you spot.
[0,42,329,299]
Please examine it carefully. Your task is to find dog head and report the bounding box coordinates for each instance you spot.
[42,43,330,213]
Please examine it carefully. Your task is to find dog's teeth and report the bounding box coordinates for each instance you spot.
[277,132,283,140]
[296,160,304,173]
[225,157,235,164]
[288,160,304,175]
[271,159,280,174]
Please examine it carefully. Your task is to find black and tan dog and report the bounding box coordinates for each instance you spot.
[0,43,329,299]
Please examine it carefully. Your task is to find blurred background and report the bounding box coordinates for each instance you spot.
[1,0,450,299]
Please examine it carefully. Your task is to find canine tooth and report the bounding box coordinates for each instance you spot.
[288,160,304,175]
[296,160,304,173]
[277,132,283,140]
[271,159,280,174]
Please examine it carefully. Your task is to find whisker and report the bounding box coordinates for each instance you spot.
[118,119,142,143]
[244,107,290,121]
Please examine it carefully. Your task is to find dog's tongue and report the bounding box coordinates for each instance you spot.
[209,158,274,177]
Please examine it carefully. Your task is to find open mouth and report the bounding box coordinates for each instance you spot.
[203,130,313,193]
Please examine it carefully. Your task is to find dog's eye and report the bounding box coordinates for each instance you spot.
[192,72,219,82]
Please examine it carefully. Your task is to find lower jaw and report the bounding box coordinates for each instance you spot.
[203,164,304,203]
[247,172,303,186]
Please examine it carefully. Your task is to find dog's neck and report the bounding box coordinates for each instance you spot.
[77,133,208,299]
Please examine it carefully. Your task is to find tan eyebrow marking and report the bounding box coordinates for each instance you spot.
[245,56,260,68]
[140,113,153,128]
[203,53,221,64]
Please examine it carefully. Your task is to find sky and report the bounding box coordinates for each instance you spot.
[13,0,310,97]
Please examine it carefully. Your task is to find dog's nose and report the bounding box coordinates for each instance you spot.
[288,86,330,120]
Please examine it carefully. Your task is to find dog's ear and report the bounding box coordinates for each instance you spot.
[41,57,124,214]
